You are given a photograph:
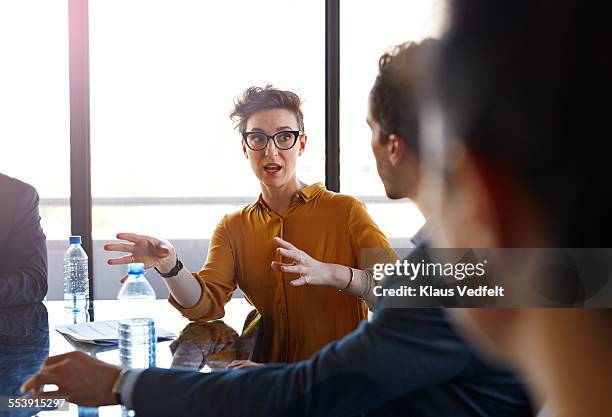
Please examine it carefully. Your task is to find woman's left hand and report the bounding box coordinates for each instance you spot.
[271,237,349,288]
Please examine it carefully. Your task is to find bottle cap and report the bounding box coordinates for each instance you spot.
[127,262,145,275]
[69,235,82,244]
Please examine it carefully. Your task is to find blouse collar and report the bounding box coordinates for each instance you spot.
[256,182,326,210]
[297,182,325,202]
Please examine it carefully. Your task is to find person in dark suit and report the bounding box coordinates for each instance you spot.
[422,0,612,415]
[0,173,48,306]
[22,40,533,416]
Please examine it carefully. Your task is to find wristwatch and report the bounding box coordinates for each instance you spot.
[155,257,183,278]
[111,369,129,405]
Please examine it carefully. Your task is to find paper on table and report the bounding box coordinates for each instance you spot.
[55,320,176,346]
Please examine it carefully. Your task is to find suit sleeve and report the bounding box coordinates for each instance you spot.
[132,308,471,417]
[0,186,48,305]
[168,215,237,321]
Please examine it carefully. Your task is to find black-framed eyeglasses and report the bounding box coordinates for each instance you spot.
[242,130,302,151]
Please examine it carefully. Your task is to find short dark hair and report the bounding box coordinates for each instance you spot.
[434,0,611,246]
[370,39,438,154]
[230,85,305,134]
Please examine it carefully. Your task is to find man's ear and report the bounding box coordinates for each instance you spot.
[242,141,249,159]
[387,134,406,167]
[459,150,550,247]
[433,147,546,249]
[298,134,307,156]
[451,150,502,248]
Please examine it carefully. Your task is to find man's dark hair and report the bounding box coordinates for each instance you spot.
[370,39,438,154]
[230,85,305,134]
[433,0,611,245]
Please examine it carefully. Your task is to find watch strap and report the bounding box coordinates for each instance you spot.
[155,257,183,278]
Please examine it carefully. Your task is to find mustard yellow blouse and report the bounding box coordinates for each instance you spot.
[169,183,397,363]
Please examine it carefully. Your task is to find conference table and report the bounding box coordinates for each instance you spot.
[0,299,255,417]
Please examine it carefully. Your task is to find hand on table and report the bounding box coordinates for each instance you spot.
[271,237,350,289]
[226,360,265,370]
[20,351,120,407]
[104,233,176,283]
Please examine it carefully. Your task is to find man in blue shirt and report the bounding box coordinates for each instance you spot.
[22,41,533,417]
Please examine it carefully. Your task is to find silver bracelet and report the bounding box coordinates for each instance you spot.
[358,270,373,299]
[339,267,354,292]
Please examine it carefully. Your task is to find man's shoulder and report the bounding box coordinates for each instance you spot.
[0,173,37,195]
[373,247,451,329]
[372,306,448,329]
[0,173,38,206]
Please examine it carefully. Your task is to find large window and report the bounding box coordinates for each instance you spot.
[340,0,446,239]
[88,0,325,298]
[1,1,448,300]
[0,1,71,237]
[0,1,71,300]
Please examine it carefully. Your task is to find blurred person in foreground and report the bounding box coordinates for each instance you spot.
[104,85,397,367]
[422,0,612,415]
[22,40,533,417]
[0,173,47,306]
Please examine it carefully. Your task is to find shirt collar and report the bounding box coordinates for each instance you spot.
[297,182,325,202]
[255,182,325,210]
[411,222,430,246]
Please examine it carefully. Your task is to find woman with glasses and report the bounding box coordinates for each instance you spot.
[105,85,396,367]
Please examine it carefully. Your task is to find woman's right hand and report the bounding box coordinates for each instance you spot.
[104,233,176,283]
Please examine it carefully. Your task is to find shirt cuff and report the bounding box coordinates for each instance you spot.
[121,369,144,410]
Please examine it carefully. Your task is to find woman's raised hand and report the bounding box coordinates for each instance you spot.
[104,233,176,282]
[271,237,350,289]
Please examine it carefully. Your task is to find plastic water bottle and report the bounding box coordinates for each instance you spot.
[118,317,156,417]
[117,263,156,364]
[117,262,156,300]
[63,235,89,313]
[118,318,156,368]
[117,263,156,417]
